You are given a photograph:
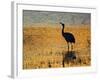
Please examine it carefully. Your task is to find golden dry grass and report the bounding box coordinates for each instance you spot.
[23,24,91,69]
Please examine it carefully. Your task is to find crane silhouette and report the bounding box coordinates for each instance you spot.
[60,22,75,51]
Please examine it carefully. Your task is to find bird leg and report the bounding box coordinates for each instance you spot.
[71,43,73,51]
[62,59,65,67]
[67,42,69,52]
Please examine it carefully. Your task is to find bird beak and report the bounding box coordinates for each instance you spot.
[60,22,62,24]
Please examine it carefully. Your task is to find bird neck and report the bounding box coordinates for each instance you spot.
[62,26,64,35]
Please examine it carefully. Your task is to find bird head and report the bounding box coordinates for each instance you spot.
[60,22,65,28]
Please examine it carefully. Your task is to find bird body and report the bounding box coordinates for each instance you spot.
[63,32,75,43]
